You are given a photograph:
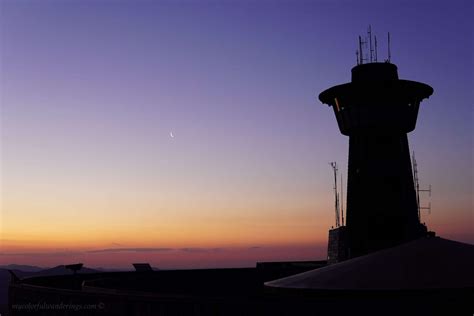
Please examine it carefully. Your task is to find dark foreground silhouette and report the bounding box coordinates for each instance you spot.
[7,238,474,316]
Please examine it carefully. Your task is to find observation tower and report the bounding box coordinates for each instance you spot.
[319,30,434,258]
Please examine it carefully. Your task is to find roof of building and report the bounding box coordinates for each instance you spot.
[265,237,474,291]
[318,62,434,106]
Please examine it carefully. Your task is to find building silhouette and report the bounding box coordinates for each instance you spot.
[320,61,433,260]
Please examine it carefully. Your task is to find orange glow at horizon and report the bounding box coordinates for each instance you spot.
[1,202,471,269]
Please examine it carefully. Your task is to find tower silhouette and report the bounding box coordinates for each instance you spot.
[319,61,433,258]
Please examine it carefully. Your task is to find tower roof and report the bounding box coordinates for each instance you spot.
[319,63,433,106]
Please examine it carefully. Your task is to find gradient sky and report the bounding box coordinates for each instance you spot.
[0,0,472,269]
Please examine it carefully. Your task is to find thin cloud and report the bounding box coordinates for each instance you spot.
[0,251,83,257]
[179,248,223,253]
[0,247,234,257]
[87,247,173,254]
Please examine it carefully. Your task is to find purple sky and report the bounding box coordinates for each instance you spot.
[0,0,472,268]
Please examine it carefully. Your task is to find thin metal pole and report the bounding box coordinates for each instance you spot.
[388,32,391,62]
[375,35,378,62]
[341,174,344,226]
[368,25,372,62]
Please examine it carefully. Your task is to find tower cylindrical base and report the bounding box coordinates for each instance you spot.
[345,133,425,258]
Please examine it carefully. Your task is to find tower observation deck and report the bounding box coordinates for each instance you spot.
[319,59,433,258]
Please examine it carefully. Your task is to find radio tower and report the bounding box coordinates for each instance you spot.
[319,30,433,258]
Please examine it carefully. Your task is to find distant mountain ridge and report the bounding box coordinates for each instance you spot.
[0,264,46,272]
[34,265,99,276]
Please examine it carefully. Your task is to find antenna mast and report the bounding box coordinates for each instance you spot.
[412,152,421,220]
[412,152,432,221]
[374,35,378,62]
[340,174,344,226]
[368,25,373,62]
[357,30,371,65]
[358,36,364,65]
[330,162,341,227]
[387,32,391,63]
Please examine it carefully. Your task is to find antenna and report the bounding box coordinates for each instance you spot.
[387,32,391,63]
[412,152,432,221]
[340,173,344,226]
[359,36,363,65]
[358,35,368,64]
[412,151,421,220]
[368,25,373,63]
[330,162,341,228]
[374,35,378,62]
[420,202,432,215]
[356,50,359,65]
[418,184,432,214]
